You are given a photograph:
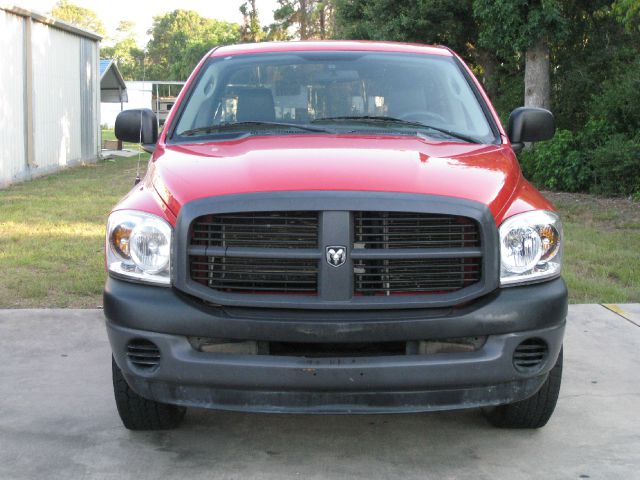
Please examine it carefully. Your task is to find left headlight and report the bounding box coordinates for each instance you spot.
[499,210,563,286]
[106,210,172,286]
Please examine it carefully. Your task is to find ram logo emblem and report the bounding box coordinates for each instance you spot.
[326,246,347,267]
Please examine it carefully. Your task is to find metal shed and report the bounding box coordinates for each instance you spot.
[0,6,101,188]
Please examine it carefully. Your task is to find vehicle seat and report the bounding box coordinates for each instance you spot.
[386,88,426,118]
[235,87,276,122]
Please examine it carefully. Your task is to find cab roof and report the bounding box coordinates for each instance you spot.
[210,40,453,58]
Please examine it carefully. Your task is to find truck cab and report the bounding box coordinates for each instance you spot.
[106,41,566,430]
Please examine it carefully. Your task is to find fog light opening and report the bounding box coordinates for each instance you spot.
[126,339,161,371]
[513,338,548,373]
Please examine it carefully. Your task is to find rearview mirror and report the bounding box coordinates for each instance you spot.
[115,109,158,153]
[508,107,555,153]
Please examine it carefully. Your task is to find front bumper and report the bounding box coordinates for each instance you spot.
[105,276,567,413]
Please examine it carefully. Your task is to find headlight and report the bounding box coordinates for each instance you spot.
[499,210,562,286]
[106,210,172,285]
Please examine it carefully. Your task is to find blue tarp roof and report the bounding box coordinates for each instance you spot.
[99,59,112,77]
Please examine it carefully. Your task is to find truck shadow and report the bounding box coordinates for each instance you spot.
[132,408,526,473]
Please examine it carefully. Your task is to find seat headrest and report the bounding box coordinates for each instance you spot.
[235,87,276,122]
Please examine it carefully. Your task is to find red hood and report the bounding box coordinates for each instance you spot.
[149,134,521,220]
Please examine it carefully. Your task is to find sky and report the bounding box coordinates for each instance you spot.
[17,0,279,45]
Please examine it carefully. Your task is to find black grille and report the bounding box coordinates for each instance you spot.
[354,258,481,295]
[182,200,490,307]
[126,340,161,370]
[513,339,548,372]
[191,211,318,249]
[354,211,479,249]
[191,257,318,294]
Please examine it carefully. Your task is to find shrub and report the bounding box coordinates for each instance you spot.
[519,89,640,198]
[520,121,640,197]
[519,58,640,197]
[589,134,640,197]
[519,130,591,192]
[590,59,640,137]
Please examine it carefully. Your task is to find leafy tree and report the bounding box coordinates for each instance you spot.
[614,0,640,32]
[146,10,241,80]
[335,0,475,56]
[549,0,637,129]
[315,1,335,39]
[100,21,145,80]
[51,0,106,36]
[590,59,640,137]
[262,22,291,41]
[274,0,335,39]
[333,0,502,97]
[473,0,568,109]
[240,0,264,42]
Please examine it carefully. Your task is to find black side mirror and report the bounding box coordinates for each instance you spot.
[115,109,158,153]
[508,107,555,154]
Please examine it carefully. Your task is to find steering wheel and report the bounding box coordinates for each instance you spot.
[398,111,448,125]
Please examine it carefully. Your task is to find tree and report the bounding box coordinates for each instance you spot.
[315,1,335,39]
[273,0,335,39]
[333,0,500,96]
[146,10,241,80]
[614,0,640,32]
[262,22,291,41]
[240,0,264,42]
[473,0,568,109]
[548,0,640,128]
[51,0,106,36]
[335,0,475,54]
[100,21,145,80]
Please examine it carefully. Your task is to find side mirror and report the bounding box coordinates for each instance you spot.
[115,109,158,153]
[508,107,555,154]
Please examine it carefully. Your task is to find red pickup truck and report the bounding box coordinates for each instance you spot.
[106,41,566,430]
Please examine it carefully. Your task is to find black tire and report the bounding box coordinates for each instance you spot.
[483,348,563,429]
[112,357,186,430]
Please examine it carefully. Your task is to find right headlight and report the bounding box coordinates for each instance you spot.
[499,210,563,286]
[106,210,172,286]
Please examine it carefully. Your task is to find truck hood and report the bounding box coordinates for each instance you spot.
[150,135,520,219]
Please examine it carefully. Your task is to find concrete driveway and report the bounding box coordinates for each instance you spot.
[0,305,638,480]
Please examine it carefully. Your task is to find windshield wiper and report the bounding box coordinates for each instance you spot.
[311,116,481,143]
[179,121,333,137]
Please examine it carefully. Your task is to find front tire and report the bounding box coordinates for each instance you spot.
[484,348,563,429]
[112,357,186,430]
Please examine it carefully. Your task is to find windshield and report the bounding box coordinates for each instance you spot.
[171,51,497,144]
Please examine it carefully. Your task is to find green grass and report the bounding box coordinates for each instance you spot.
[0,154,148,308]
[0,158,638,307]
[544,192,640,304]
[101,128,140,150]
[101,128,117,142]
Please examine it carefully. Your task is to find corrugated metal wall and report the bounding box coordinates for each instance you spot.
[80,38,99,160]
[0,8,100,188]
[0,10,27,185]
